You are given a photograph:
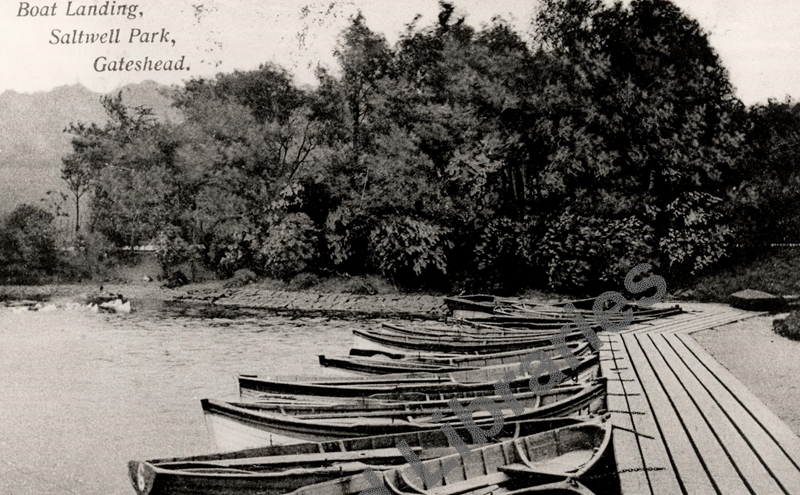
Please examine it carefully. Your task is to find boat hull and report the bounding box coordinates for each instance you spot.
[352,328,595,354]
[204,406,306,450]
[239,354,598,399]
[285,420,616,495]
[202,382,606,451]
[130,417,588,495]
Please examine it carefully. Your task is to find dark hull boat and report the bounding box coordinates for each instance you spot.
[463,306,682,326]
[443,294,501,313]
[233,375,603,419]
[384,321,580,334]
[128,417,585,495]
[352,327,597,354]
[481,306,682,327]
[239,353,598,399]
[317,354,466,375]
[286,420,616,495]
[443,293,636,314]
[202,381,606,451]
[318,343,591,375]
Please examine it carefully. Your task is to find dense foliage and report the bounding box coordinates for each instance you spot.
[0,204,60,283]
[46,0,799,293]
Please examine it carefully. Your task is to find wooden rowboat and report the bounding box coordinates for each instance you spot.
[380,322,605,339]
[318,343,591,375]
[461,305,682,327]
[346,342,588,366]
[235,369,602,417]
[443,294,501,313]
[352,327,597,354]
[127,417,585,495]
[239,353,598,399]
[202,381,606,451]
[286,420,615,495]
[443,292,636,314]
[317,354,465,375]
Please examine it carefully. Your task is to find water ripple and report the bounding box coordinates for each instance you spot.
[0,301,389,494]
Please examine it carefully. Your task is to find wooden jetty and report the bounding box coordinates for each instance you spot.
[600,303,800,494]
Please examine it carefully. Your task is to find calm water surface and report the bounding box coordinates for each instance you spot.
[0,300,393,495]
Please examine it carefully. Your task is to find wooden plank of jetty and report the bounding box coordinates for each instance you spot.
[633,332,750,494]
[602,302,800,495]
[614,337,714,495]
[649,333,785,493]
[623,307,755,335]
[668,333,800,492]
[599,332,681,494]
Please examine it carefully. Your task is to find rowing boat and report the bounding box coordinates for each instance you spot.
[381,321,585,336]
[352,327,597,354]
[239,353,597,399]
[317,355,465,374]
[443,293,635,314]
[318,343,591,375]
[237,367,601,415]
[127,417,585,495]
[443,294,501,313]
[286,420,615,495]
[481,305,682,325]
[202,381,606,451]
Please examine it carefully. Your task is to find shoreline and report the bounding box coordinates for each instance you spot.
[0,281,452,320]
[0,280,698,320]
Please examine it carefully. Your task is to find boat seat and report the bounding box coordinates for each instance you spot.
[522,449,593,475]
[404,472,509,495]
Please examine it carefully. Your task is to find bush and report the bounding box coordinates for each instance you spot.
[155,226,191,276]
[223,268,258,288]
[368,216,452,287]
[0,204,59,283]
[209,230,259,278]
[258,213,319,280]
[287,272,320,290]
[536,211,655,293]
[774,311,800,341]
[163,270,189,288]
[465,217,527,294]
[660,192,732,280]
[324,205,372,274]
[62,232,117,281]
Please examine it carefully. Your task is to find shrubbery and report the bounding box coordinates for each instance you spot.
[774,312,800,341]
[0,204,60,284]
[537,212,655,293]
[258,213,319,280]
[368,217,451,287]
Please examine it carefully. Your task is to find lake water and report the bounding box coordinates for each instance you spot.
[0,300,391,495]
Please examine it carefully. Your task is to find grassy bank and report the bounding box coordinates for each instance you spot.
[685,248,800,302]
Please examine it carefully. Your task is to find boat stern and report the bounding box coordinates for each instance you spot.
[127,460,156,495]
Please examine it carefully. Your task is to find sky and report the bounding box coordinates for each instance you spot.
[0,0,799,104]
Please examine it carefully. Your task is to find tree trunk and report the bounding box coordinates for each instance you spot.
[75,195,81,234]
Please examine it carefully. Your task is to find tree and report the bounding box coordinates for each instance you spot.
[0,204,59,282]
[527,0,745,288]
[334,12,392,164]
[60,154,93,233]
[729,98,800,245]
[62,92,158,237]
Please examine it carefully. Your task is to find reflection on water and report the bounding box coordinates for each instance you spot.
[0,300,394,495]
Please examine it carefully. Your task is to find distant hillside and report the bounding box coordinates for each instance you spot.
[0,81,175,214]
